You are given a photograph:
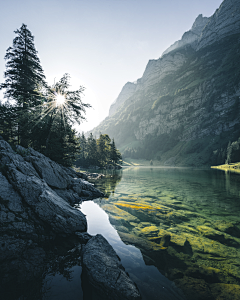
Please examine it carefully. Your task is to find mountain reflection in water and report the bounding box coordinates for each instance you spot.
[87,167,240,300]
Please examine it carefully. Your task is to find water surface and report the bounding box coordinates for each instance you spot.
[3,167,239,300]
[85,167,240,300]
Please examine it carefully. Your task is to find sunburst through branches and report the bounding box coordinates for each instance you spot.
[55,93,66,107]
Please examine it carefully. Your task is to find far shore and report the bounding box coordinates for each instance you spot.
[211,162,240,174]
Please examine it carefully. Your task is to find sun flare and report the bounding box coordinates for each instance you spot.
[55,93,66,107]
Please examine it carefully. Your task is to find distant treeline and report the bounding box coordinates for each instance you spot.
[75,133,122,169]
[122,133,240,166]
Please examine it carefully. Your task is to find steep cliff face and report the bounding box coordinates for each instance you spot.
[162,14,209,56]
[109,82,137,116]
[91,0,240,166]
[197,0,240,50]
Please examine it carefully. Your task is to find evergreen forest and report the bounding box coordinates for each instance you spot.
[0,24,121,167]
[75,133,122,169]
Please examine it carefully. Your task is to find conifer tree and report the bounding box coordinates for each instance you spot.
[41,74,89,164]
[0,101,18,144]
[0,24,46,146]
[110,138,122,165]
[87,133,98,166]
[79,132,87,160]
[97,133,111,167]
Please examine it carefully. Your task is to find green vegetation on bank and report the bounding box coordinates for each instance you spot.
[211,162,240,174]
[75,133,122,169]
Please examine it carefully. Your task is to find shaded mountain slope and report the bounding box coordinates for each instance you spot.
[91,0,240,167]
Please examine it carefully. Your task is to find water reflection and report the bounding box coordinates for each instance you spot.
[88,170,122,198]
[79,201,185,300]
[0,237,84,300]
[2,167,240,300]
[92,167,240,300]
[43,266,82,300]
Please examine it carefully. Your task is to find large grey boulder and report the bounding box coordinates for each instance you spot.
[0,140,14,153]
[0,143,40,178]
[54,189,81,205]
[62,166,88,180]
[81,179,105,198]
[68,177,104,199]
[69,177,85,194]
[82,234,141,300]
[0,139,104,235]
[0,171,44,240]
[0,172,23,213]
[7,167,87,234]
[27,155,69,189]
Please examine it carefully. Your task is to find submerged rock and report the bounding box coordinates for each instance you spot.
[82,234,141,300]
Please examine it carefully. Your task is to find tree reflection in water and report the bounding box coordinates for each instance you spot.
[88,170,123,198]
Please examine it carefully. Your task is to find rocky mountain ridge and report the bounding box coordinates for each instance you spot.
[91,0,240,166]
[162,14,209,56]
[108,13,209,118]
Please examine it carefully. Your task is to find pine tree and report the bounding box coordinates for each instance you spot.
[44,119,80,167]
[1,24,46,106]
[0,101,18,144]
[87,133,98,166]
[0,24,46,146]
[97,133,111,167]
[110,138,122,165]
[41,74,90,164]
[75,132,88,167]
[79,132,87,160]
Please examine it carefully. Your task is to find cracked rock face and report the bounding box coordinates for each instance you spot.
[82,234,141,300]
[0,140,104,236]
[7,167,87,234]
[162,14,209,56]
[28,155,69,189]
[197,0,240,50]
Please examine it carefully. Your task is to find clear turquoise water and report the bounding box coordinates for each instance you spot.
[80,201,185,300]
[40,167,240,300]
[81,167,240,300]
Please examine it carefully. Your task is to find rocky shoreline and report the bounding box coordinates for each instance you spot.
[0,138,141,300]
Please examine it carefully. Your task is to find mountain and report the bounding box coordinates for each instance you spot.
[91,0,240,167]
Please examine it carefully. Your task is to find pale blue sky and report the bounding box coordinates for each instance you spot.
[0,0,223,132]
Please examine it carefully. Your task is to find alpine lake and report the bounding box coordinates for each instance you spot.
[12,166,240,300]
[79,166,240,300]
